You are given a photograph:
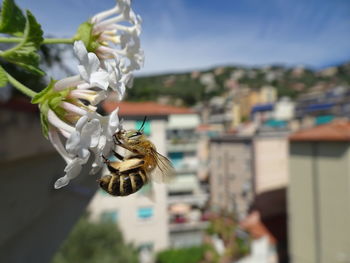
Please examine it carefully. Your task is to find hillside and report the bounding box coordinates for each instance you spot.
[127,63,350,106]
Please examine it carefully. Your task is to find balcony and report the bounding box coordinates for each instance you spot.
[168,193,208,206]
[173,161,198,174]
[169,221,210,232]
[167,142,197,153]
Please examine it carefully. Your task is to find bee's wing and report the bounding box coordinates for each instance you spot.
[150,150,176,183]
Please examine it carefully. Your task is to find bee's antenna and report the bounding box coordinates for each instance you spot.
[138,116,147,132]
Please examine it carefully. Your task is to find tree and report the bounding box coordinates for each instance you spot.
[51,216,138,263]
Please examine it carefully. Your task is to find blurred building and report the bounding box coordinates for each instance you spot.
[289,121,350,263]
[206,85,278,131]
[209,132,289,262]
[254,135,289,194]
[166,113,209,248]
[251,98,295,131]
[294,85,350,127]
[209,136,254,220]
[260,85,278,104]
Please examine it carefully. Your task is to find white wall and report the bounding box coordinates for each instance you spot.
[254,137,289,194]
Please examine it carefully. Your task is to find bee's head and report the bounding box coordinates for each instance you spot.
[118,116,148,144]
[125,129,145,141]
[98,176,112,192]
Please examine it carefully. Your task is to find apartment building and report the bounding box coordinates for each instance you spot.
[209,132,289,261]
[166,113,209,248]
[289,121,350,263]
[88,101,201,259]
[209,136,254,219]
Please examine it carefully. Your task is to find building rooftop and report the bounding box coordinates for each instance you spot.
[0,97,38,113]
[290,120,350,142]
[102,101,194,116]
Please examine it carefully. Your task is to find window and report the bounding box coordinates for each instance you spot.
[137,207,154,220]
[135,120,151,136]
[138,242,154,252]
[138,243,154,262]
[100,211,118,222]
[168,152,184,168]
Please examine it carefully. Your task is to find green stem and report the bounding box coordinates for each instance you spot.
[0,37,75,44]
[6,72,37,98]
[43,38,75,44]
[0,37,22,43]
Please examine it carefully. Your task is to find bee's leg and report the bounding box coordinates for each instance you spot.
[115,141,135,153]
[102,155,119,173]
[113,134,122,145]
[102,155,110,164]
[112,150,124,161]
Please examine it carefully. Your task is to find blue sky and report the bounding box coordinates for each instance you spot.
[14,0,350,75]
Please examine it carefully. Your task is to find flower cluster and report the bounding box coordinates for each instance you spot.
[34,0,143,189]
[90,0,144,74]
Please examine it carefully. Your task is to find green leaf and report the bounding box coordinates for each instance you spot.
[23,10,43,49]
[1,10,44,75]
[0,66,8,87]
[0,0,26,36]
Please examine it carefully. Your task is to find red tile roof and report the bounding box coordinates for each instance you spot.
[290,120,350,142]
[102,101,194,116]
[0,97,38,113]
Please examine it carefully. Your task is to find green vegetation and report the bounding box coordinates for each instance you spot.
[156,214,250,263]
[205,214,250,262]
[51,216,138,263]
[156,245,214,263]
[127,63,350,106]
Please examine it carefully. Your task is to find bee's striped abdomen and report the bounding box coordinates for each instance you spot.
[107,175,121,196]
[131,169,148,192]
[118,169,148,196]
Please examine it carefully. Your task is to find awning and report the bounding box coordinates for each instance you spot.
[167,174,200,193]
[251,104,274,113]
[167,114,200,129]
[169,203,191,214]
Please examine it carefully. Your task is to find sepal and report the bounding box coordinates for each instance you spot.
[75,22,100,52]
[0,66,9,88]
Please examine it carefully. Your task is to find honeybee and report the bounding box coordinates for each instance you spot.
[98,119,175,196]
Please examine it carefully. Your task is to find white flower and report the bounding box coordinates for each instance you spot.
[102,59,125,99]
[47,109,76,138]
[89,107,121,174]
[74,41,109,90]
[38,1,143,189]
[69,89,107,106]
[90,0,144,74]
[65,115,101,159]
[48,108,121,188]
[48,128,88,189]
[55,158,87,189]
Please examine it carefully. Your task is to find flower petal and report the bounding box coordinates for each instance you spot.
[54,157,87,189]
[74,41,89,65]
[48,128,72,163]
